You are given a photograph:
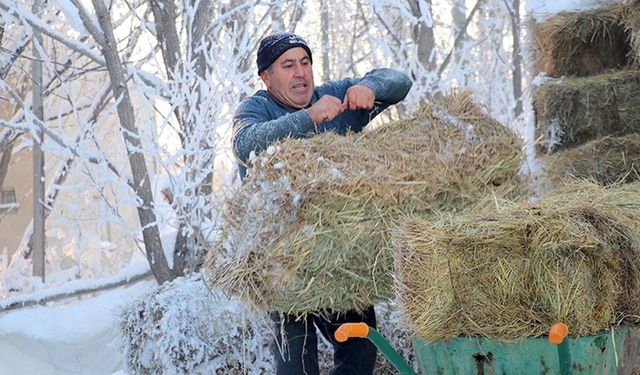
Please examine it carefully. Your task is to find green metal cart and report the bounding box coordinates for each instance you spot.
[335,322,633,374]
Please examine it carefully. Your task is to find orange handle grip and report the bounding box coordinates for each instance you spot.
[334,322,370,343]
[549,322,569,344]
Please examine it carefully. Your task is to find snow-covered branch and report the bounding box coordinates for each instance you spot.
[0,267,152,311]
[0,0,105,65]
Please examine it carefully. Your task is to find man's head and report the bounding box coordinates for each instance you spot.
[257,32,314,109]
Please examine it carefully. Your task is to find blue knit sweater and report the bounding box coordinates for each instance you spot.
[232,68,413,179]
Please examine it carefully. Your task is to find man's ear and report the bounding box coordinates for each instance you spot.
[260,71,271,89]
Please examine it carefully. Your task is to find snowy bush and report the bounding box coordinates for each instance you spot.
[120,275,417,374]
[374,302,418,374]
[120,276,273,374]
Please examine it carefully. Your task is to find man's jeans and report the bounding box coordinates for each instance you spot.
[270,306,377,375]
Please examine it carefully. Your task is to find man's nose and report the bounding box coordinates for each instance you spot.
[293,64,305,77]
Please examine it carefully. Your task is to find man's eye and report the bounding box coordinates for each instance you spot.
[283,65,293,69]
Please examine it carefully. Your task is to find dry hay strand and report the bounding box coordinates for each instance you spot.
[393,181,640,341]
[623,1,640,64]
[543,134,640,191]
[533,3,632,78]
[533,68,640,155]
[206,92,525,316]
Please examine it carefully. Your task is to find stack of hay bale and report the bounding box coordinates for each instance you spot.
[206,93,525,317]
[533,2,640,188]
[391,1,640,349]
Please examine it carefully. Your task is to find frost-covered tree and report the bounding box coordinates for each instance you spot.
[0,0,279,285]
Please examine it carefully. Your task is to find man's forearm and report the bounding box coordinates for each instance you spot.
[233,109,315,163]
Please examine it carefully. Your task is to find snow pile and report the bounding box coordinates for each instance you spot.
[374,302,419,374]
[120,276,273,374]
[0,280,154,375]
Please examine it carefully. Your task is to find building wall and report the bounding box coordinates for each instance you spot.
[0,147,33,258]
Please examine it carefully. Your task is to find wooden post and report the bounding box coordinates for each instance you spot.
[31,0,45,281]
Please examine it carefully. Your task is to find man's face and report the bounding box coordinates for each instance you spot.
[260,47,314,109]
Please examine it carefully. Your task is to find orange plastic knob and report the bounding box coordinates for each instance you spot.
[334,322,370,343]
[549,322,569,344]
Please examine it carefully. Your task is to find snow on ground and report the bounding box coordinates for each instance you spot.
[0,279,155,375]
[0,271,417,374]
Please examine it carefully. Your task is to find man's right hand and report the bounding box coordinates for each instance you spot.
[306,95,345,125]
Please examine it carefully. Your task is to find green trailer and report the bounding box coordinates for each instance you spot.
[335,323,639,375]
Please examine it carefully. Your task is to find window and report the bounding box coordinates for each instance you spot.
[1,188,16,204]
[0,188,18,214]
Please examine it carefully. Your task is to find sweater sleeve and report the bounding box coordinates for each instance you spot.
[232,96,315,164]
[357,68,413,105]
[318,68,412,123]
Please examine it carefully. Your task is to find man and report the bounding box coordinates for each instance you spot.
[232,32,412,375]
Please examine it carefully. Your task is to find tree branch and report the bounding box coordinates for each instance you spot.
[0,128,21,155]
[0,142,13,190]
[438,0,483,77]
[0,31,31,79]
[0,89,130,189]
[68,0,106,46]
[0,0,105,65]
[0,270,153,312]
[0,0,165,94]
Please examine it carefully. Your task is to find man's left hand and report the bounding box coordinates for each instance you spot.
[343,85,375,110]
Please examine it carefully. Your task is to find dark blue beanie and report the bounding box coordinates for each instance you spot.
[257,32,313,75]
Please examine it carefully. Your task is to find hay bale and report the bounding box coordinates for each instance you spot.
[393,181,640,341]
[623,1,640,64]
[206,93,524,316]
[533,69,640,155]
[533,4,632,78]
[543,134,640,190]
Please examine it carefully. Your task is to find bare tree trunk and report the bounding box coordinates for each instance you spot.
[189,0,211,95]
[288,0,305,33]
[407,0,436,71]
[320,0,330,82]
[148,0,190,274]
[148,0,181,77]
[149,0,222,275]
[438,0,483,77]
[451,0,467,83]
[31,0,45,282]
[221,0,255,98]
[271,3,285,31]
[451,0,466,39]
[92,0,173,284]
[0,144,12,190]
[187,0,212,202]
[23,83,112,259]
[509,0,523,117]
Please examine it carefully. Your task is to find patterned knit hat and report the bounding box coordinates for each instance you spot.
[257,32,313,75]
